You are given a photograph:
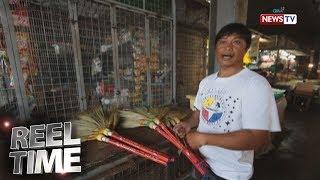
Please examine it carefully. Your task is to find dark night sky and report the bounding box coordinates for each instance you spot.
[247,0,320,47]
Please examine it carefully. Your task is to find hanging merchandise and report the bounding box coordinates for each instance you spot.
[129,92,142,103]
[0,52,11,89]
[15,31,38,96]
[150,35,160,72]
[91,57,102,76]
[16,32,29,55]
[96,80,115,96]
[96,81,105,97]
[121,67,133,81]
[52,44,60,55]
[128,26,147,104]
[9,75,14,87]
[154,63,170,83]
[100,44,112,53]
[12,9,30,27]
[150,53,160,71]
[134,84,141,91]
[10,4,34,106]
[118,29,132,44]
[119,88,129,107]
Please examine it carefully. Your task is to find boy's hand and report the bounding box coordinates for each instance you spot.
[173,121,192,138]
[186,131,206,149]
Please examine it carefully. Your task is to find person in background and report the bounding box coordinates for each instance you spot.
[174,23,281,180]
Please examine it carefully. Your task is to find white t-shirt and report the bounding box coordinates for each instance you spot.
[194,68,281,180]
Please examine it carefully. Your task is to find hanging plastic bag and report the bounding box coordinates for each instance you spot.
[91,57,102,76]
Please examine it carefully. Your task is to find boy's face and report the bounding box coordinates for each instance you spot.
[215,33,248,69]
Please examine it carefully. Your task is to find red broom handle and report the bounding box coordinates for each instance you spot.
[158,122,208,163]
[149,124,204,171]
[153,125,183,149]
[158,122,182,144]
[99,135,168,166]
[153,121,208,175]
[181,148,207,175]
[109,132,172,163]
[153,125,207,175]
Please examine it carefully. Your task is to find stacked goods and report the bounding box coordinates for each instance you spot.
[119,107,208,175]
[72,106,172,166]
[130,27,146,105]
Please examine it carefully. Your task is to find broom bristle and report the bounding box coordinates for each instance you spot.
[119,109,151,129]
[159,106,191,127]
[149,106,170,119]
[109,106,120,130]
[72,106,120,141]
[133,107,154,119]
[119,106,191,129]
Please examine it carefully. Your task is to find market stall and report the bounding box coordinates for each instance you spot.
[0,0,175,121]
[244,33,310,85]
[0,0,198,179]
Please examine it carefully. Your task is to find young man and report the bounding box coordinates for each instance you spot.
[174,23,281,180]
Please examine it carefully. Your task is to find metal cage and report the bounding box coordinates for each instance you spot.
[0,0,176,121]
[0,17,18,114]
[2,0,80,121]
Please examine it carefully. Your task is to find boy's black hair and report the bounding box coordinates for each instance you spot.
[215,23,252,49]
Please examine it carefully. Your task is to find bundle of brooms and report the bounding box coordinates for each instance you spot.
[72,106,173,166]
[146,106,192,130]
[119,107,208,175]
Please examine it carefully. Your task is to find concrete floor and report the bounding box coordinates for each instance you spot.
[253,103,320,180]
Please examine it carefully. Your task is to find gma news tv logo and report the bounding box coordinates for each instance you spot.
[260,14,297,25]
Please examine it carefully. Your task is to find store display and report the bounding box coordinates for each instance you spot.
[91,57,102,76]
[12,9,30,27]
[10,6,38,102]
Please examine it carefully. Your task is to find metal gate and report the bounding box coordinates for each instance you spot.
[0,0,175,121]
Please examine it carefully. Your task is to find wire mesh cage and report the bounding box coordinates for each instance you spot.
[144,0,172,17]
[176,27,208,105]
[1,0,175,120]
[116,8,147,107]
[0,0,196,179]
[115,0,172,16]
[116,0,144,9]
[77,0,115,108]
[149,17,173,106]
[0,18,18,114]
[6,0,80,121]
[75,0,174,109]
